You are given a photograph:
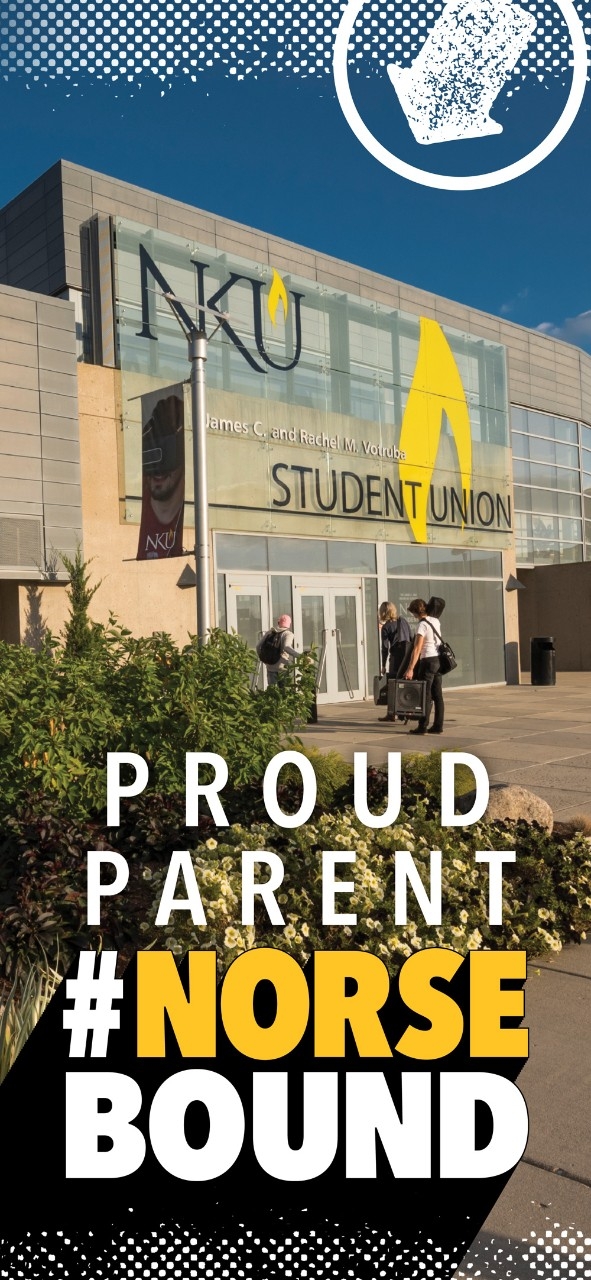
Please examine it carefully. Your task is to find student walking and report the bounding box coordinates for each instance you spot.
[256,614,299,685]
[404,598,444,735]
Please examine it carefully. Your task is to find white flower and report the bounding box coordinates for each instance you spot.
[224,927,241,948]
[142,867,153,881]
[283,924,297,940]
[459,909,469,924]
[205,838,218,850]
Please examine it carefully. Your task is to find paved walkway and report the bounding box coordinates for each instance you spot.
[302,672,591,823]
[302,673,591,1274]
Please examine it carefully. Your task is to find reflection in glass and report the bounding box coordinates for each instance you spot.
[301,596,327,693]
[235,594,264,689]
[271,576,293,625]
[387,543,429,574]
[327,541,377,574]
[268,538,328,573]
[217,574,227,633]
[217,534,268,571]
[335,595,359,693]
[364,578,379,692]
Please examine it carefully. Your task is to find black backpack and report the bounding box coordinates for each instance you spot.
[257,628,285,665]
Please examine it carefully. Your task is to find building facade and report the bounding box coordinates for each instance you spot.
[0,161,590,696]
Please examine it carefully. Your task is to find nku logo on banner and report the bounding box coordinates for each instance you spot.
[136,244,303,374]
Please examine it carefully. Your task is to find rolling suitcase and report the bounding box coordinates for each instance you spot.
[373,674,388,706]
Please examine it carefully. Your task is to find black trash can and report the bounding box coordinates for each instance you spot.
[530,636,556,686]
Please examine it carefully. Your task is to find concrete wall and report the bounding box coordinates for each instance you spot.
[0,283,82,580]
[1,161,591,425]
[11,364,203,646]
[517,562,591,671]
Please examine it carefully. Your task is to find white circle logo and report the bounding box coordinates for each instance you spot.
[333,0,589,191]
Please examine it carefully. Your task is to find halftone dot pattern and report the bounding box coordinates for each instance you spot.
[0,0,588,86]
[459,1223,591,1278]
[0,1220,471,1279]
[1,1219,590,1278]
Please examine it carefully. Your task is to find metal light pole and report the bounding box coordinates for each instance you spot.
[155,290,231,645]
[188,327,210,644]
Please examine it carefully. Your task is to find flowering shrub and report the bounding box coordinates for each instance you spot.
[143,805,591,974]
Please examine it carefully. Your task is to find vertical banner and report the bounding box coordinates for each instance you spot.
[137,385,186,561]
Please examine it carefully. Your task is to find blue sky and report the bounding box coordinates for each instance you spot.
[0,5,590,348]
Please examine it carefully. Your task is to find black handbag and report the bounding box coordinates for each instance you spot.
[425,620,457,676]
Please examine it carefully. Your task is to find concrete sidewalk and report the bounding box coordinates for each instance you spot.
[455,939,591,1277]
[301,672,591,823]
[302,673,591,1273]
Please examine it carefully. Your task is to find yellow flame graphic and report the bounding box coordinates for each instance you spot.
[267,268,289,326]
[398,317,472,543]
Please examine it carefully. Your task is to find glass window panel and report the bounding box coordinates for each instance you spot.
[513,485,532,513]
[386,543,429,575]
[515,539,535,566]
[532,514,558,540]
[581,448,591,474]
[268,538,328,573]
[464,549,503,577]
[584,495,591,520]
[327,541,377,574]
[426,580,475,685]
[511,430,529,459]
[216,533,268,571]
[428,546,470,576]
[519,409,578,443]
[583,472,591,496]
[528,436,556,464]
[558,517,582,541]
[235,593,264,689]
[364,578,380,690]
[556,543,582,564]
[335,595,359,692]
[528,462,580,492]
[581,426,591,451]
[585,521,591,558]
[553,416,579,444]
[555,442,580,468]
[532,540,582,566]
[470,579,506,685]
[513,459,531,485]
[520,488,581,518]
[511,406,528,431]
[300,595,327,693]
[271,576,293,625]
[217,573,227,633]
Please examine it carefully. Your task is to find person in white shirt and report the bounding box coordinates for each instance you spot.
[404,598,444,735]
[265,614,299,685]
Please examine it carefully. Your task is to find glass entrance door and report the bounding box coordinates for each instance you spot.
[225,575,270,688]
[293,580,365,703]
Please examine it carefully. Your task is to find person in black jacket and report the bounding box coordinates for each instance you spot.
[377,601,413,722]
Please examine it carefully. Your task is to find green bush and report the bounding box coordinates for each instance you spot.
[0,625,316,823]
[280,746,353,811]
